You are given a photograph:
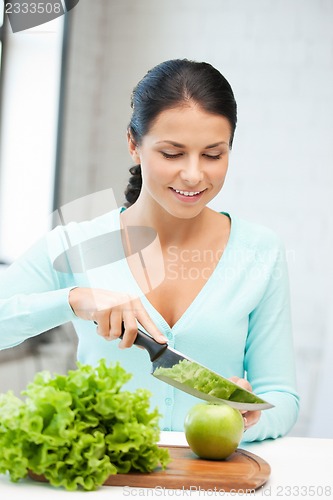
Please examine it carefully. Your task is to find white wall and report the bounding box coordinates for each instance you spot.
[61,0,332,437]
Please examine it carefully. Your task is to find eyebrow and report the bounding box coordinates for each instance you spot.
[155,140,229,149]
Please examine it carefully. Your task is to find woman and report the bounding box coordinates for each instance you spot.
[0,59,299,440]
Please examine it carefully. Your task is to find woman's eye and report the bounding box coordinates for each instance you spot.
[204,154,222,160]
[161,152,183,159]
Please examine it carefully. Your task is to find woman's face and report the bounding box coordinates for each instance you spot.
[128,104,232,219]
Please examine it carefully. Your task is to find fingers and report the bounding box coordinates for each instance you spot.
[95,313,112,340]
[242,410,261,431]
[75,287,164,346]
[109,309,123,339]
[93,294,166,348]
[229,376,252,392]
[94,307,125,341]
[228,376,261,431]
[119,309,141,349]
[134,299,167,344]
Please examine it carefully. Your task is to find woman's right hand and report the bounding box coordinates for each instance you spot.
[68,287,167,349]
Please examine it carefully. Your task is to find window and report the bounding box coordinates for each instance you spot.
[0,15,64,263]
[0,2,6,266]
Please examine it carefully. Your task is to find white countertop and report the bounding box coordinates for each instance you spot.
[0,432,332,498]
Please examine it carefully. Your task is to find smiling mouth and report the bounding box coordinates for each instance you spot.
[171,188,205,197]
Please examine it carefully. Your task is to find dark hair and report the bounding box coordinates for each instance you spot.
[124,58,237,207]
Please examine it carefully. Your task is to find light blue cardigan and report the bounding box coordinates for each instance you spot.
[0,208,300,441]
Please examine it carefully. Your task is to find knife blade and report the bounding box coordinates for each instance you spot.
[122,325,274,411]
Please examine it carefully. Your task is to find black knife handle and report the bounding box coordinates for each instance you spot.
[94,321,168,362]
[127,327,168,362]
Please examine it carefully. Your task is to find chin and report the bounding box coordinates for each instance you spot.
[165,205,205,220]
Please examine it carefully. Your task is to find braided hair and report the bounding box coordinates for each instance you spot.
[124,165,142,208]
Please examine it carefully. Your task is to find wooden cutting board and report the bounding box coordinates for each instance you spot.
[103,446,271,491]
[29,445,270,491]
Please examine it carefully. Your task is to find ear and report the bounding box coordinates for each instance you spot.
[127,130,141,164]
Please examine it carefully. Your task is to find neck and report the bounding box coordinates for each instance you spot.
[121,196,210,247]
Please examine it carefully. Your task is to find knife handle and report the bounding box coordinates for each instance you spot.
[127,327,169,362]
[93,321,168,362]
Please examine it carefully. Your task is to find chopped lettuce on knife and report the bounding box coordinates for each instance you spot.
[0,359,169,491]
[154,359,267,404]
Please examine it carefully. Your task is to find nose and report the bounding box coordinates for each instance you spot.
[179,156,204,186]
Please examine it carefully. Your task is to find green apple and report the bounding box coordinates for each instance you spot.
[184,402,244,460]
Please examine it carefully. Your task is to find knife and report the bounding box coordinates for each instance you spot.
[117,324,274,411]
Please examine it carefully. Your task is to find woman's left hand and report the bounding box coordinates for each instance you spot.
[229,376,261,431]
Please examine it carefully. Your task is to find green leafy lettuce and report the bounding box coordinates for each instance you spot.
[0,359,170,491]
[154,359,266,404]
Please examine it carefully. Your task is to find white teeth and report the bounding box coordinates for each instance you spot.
[174,189,201,197]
